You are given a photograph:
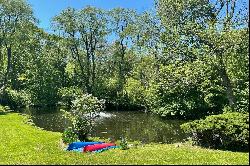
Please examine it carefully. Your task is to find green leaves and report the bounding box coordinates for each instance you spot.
[62,127,78,144]
[0,0,35,41]
[181,112,249,151]
[52,7,78,34]
[4,87,32,108]
[157,0,249,113]
[60,92,105,141]
[71,93,105,115]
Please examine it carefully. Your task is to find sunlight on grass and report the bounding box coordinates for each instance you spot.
[0,113,248,165]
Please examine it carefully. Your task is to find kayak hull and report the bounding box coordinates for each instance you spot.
[67,142,103,151]
[83,143,116,152]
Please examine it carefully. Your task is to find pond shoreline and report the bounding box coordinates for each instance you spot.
[17,107,188,144]
[0,113,248,165]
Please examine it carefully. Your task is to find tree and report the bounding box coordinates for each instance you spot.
[0,0,35,97]
[135,11,163,75]
[53,6,108,94]
[61,93,105,141]
[108,8,138,105]
[157,0,249,111]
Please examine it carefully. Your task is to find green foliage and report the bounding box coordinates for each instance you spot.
[158,0,249,115]
[0,0,35,90]
[0,1,248,155]
[61,93,105,141]
[0,104,11,113]
[4,88,32,108]
[24,36,67,106]
[71,94,105,114]
[234,81,249,113]
[151,61,227,119]
[123,56,159,110]
[52,6,108,95]
[181,112,249,151]
[0,105,8,113]
[57,86,84,106]
[120,137,129,150]
[125,78,146,107]
[61,127,78,144]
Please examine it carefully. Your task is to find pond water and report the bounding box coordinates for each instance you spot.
[19,107,188,144]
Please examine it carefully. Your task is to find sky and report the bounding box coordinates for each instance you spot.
[27,0,248,33]
[27,0,155,32]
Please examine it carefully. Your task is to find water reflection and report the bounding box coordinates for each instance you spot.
[19,107,188,144]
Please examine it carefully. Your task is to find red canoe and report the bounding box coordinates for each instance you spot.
[83,143,116,152]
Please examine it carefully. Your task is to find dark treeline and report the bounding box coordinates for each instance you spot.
[0,0,249,119]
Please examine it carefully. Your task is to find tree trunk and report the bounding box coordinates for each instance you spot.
[91,53,96,95]
[119,40,126,91]
[2,47,11,92]
[86,52,91,94]
[218,66,236,109]
[154,44,159,69]
[0,47,11,103]
[70,45,90,93]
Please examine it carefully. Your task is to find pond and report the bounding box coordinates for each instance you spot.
[19,107,189,144]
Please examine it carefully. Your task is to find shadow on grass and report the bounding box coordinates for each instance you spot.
[0,110,15,116]
[0,112,8,115]
[197,144,249,153]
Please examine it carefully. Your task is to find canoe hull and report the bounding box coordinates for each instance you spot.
[67,142,103,151]
[83,143,116,152]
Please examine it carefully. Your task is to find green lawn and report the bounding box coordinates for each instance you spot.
[0,113,248,165]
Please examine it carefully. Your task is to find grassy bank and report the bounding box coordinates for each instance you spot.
[0,113,248,165]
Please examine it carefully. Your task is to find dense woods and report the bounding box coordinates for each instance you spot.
[0,0,249,151]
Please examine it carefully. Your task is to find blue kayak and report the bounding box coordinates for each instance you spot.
[67,142,104,151]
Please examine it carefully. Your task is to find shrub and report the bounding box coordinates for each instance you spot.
[0,105,6,113]
[61,93,105,141]
[1,105,11,113]
[181,112,249,151]
[62,127,78,144]
[152,105,184,118]
[120,137,129,150]
[73,117,91,141]
[4,88,32,108]
[151,62,227,119]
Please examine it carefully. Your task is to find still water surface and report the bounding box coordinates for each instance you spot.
[20,107,188,144]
